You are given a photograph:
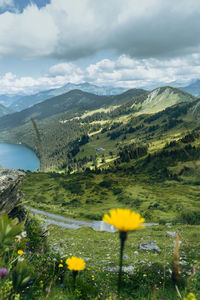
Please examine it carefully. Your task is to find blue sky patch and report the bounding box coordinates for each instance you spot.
[0,0,50,14]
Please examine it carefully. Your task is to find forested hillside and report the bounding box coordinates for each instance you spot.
[0,86,198,171]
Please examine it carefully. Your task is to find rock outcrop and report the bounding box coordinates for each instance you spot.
[0,169,25,215]
[139,241,161,253]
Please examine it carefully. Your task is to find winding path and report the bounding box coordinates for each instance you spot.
[25,206,158,232]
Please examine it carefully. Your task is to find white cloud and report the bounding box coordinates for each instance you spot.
[48,62,83,78]
[0,0,13,8]
[0,0,200,60]
[1,54,200,95]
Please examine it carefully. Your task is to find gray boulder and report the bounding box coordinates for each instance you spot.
[139,241,161,253]
[0,169,25,215]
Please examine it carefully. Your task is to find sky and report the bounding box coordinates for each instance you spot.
[0,0,200,95]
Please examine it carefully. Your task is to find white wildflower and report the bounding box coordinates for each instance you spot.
[18,257,24,262]
[21,231,27,238]
[15,235,22,242]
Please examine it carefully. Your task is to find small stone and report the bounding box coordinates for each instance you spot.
[139,241,161,253]
[179,260,187,266]
[166,231,176,238]
[103,265,134,274]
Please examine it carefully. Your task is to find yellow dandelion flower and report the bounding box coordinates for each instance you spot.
[60,260,63,263]
[17,250,23,255]
[58,264,63,268]
[183,293,197,300]
[103,208,145,232]
[66,256,85,271]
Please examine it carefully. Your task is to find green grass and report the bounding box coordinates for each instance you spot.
[24,214,200,299]
[18,155,200,299]
[47,224,200,268]
[1,204,200,299]
[21,166,200,223]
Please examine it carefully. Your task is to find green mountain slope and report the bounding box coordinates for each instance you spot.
[138,86,195,114]
[0,88,146,130]
[69,99,199,169]
[10,82,127,112]
[0,88,146,169]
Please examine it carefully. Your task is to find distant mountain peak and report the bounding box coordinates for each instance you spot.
[191,78,200,83]
[10,82,127,112]
[181,79,200,97]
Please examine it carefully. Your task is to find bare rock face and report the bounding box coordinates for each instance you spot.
[0,169,25,214]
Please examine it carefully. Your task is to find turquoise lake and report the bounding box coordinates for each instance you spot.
[0,143,40,171]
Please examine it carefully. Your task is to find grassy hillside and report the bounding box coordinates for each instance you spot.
[19,133,200,298]
[138,86,195,114]
[21,125,200,225]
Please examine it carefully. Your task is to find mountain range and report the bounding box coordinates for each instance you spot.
[0,79,199,114]
[0,86,194,131]
[9,82,127,112]
[0,85,198,171]
[0,94,22,107]
[0,88,146,130]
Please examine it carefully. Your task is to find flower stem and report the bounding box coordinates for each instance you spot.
[118,231,127,295]
[72,271,78,291]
